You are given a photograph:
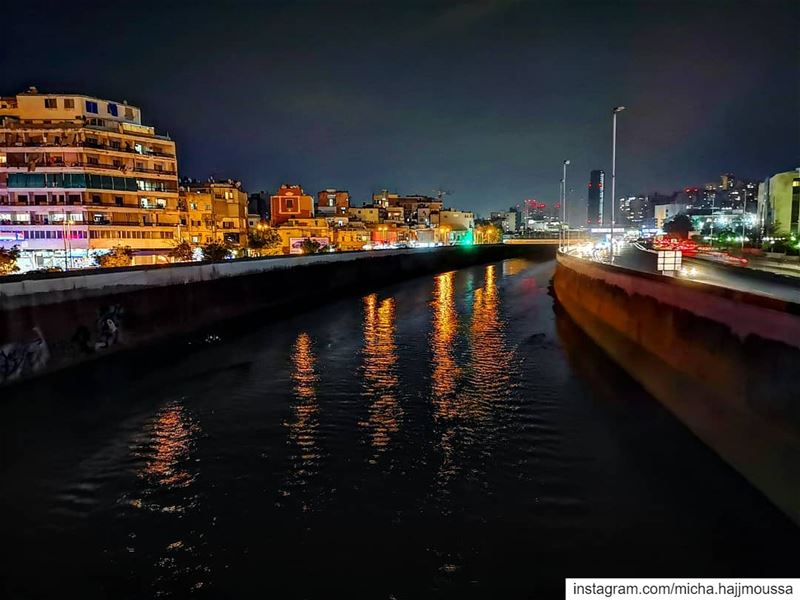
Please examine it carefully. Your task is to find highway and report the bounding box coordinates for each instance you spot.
[609,245,800,304]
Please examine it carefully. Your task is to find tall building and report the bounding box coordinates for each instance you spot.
[587,170,604,225]
[270,184,314,226]
[180,179,249,246]
[0,88,180,270]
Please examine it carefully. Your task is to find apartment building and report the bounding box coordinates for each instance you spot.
[180,179,249,246]
[270,184,314,226]
[0,87,180,269]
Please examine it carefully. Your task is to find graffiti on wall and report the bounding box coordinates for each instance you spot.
[0,327,50,383]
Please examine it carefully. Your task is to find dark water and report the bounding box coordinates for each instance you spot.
[1,258,797,599]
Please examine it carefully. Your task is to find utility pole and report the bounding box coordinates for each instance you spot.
[562,160,570,250]
[611,106,626,257]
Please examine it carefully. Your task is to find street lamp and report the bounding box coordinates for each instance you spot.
[61,214,69,271]
[611,106,626,257]
[562,159,570,250]
[66,218,74,270]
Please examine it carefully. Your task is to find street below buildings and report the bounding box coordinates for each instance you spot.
[1,258,797,598]
[613,245,800,303]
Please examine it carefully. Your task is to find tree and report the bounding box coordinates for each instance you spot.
[299,238,322,255]
[485,222,504,244]
[0,245,21,275]
[201,241,232,262]
[248,227,282,256]
[169,240,194,262]
[663,214,693,239]
[95,245,133,268]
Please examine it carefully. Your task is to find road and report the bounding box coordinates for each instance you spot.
[611,245,800,304]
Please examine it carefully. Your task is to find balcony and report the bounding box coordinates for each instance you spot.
[1,139,176,159]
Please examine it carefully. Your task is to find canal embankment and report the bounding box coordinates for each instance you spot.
[0,244,553,385]
[554,252,800,524]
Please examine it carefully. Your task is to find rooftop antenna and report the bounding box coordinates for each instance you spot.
[434,189,453,202]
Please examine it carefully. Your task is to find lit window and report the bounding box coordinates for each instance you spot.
[124,107,134,120]
[85,100,99,114]
[64,99,75,109]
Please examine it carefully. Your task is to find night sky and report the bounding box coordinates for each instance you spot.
[3,0,798,215]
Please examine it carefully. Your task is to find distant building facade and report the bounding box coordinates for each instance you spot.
[316,189,350,217]
[490,210,518,233]
[270,184,314,227]
[180,179,248,246]
[757,169,800,236]
[619,195,652,226]
[587,170,604,225]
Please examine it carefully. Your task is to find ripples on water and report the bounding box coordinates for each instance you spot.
[1,258,797,599]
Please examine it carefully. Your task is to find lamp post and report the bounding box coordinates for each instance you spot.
[611,106,626,257]
[66,218,74,270]
[562,159,570,250]
[61,214,69,271]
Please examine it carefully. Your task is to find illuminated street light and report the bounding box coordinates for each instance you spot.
[562,159,570,250]
[611,105,625,257]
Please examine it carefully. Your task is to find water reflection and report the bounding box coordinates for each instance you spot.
[361,294,401,453]
[138,400,200,489]
[430,271,462,487]
[431,271,460,412]
[468,264,512,416]
[129,400,207,595]
[288,332,320,483]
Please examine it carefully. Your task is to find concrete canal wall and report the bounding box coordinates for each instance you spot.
[553,252,800,524]
[0,244,553,386]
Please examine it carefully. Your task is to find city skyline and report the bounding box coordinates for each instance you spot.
[3,0,798,213]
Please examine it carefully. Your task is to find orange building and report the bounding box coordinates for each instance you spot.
[270,184,314,226]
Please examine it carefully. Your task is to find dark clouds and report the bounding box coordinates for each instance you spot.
[2,0,798,213]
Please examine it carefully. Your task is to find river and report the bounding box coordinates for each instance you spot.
[1,258,796,598]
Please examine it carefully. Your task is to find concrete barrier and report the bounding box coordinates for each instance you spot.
[554,252,800,524]
[0,244,554,385]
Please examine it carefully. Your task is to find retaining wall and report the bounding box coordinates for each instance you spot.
[554,252,800,524]
[0,244,552,385]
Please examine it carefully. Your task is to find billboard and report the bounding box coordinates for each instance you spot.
[289,237,330,254]
[657,250,682,273]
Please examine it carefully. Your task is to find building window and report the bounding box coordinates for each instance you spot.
[124,107,134,120]
[44,98,58,109]
[107,103,118,117]
[115,196,123,206]
[64,99,75,109]
[85,100,99,114]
